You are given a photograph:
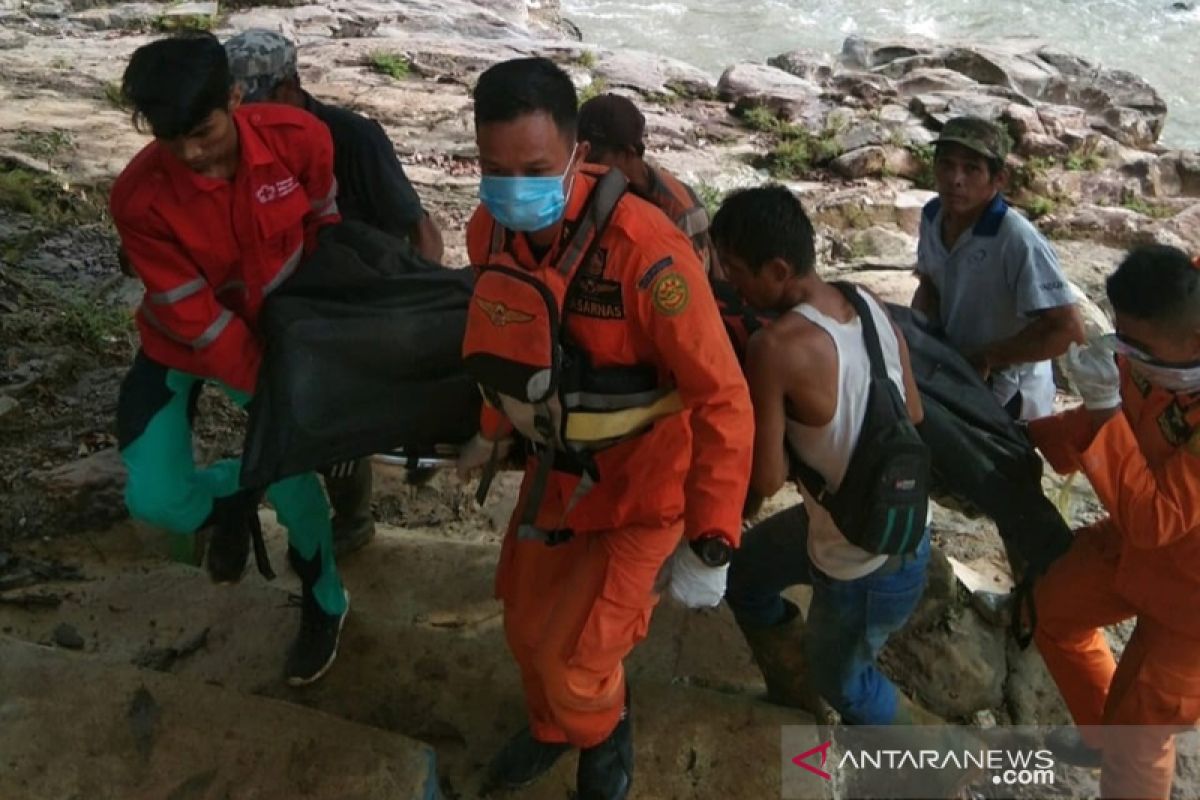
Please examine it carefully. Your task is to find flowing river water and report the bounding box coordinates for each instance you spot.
[564,0,1200,148]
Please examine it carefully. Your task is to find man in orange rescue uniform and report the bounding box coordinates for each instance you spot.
[1032,245,1200,799]
[456,58,753,800]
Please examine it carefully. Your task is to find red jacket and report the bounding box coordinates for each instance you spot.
[468,166,753,544]
[110,104,340,393]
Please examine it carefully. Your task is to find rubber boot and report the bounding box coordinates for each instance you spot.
[1046,727,1102,768]
[324,459,376,557]
[484,728,571,791]
[577,691,633,800]
[890,693,945,725]
[736,598,826,715]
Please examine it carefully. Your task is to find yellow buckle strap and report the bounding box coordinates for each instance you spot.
[563,390,684,444]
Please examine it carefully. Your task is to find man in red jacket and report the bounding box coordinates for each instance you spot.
[111,33,348,686]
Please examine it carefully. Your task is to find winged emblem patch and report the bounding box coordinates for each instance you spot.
[475,296,535,327]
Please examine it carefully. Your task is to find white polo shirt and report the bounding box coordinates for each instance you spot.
[916,194,1074,419]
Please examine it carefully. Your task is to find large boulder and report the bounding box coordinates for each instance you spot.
[717,63,822,119]
[0,637,441,800]
[837,36,1168,148]
[767,48,835,84]
[1041,204,1159,249]
[598,49,716,98]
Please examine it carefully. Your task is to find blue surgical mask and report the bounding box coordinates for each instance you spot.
[479,146,578,233]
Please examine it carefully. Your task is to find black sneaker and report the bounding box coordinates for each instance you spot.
[485,728,571,790]
[577,699,633,800]
[285,589,350,686]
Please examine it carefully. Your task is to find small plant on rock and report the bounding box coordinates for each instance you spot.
[15,130,75,166]
[368,52,411,80]
[1066,150,1104,172]
[153,12,216,32]
[695,182,725,218]
[103,82,127,110]
[578,76,608,105]
[1121,197,1175,219]
[576,50,597,69]
[907,143,936,190]
[741,105,784,135]
[1024,194,1058,219]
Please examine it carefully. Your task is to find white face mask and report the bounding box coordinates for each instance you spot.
[1104,334,1200,393]
[1129,361,1200,393]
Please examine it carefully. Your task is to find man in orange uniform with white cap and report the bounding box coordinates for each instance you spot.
[456,57,753,800]
[1032,245,1200,799]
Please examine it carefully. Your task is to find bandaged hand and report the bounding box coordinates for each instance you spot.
[1063,338,1120,411]
[455,433,512,482]
[657,539,728,608]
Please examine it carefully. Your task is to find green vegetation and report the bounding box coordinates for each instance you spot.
[742,105,785,135]
[1065,150,1104,172]
[695,183,725,218]
[367,51,411,80]
[664,80,719,102]
[907,143,936,190]
[15,130,75,166]
[575,50,597,69]
[0,164,109,263]
[1008,155,1056,194]
[1023,194,1058,219]
[1121,197,1175,219]
[578,76,608,105]
[739,105,844,179]
[103,81,127,110]
[0,284,134,356]
[152,11,216,32]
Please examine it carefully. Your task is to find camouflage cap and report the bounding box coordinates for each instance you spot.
[224,29,297,103]
[935,116,1011,162]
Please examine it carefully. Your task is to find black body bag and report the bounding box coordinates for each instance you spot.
[240,222,481,489]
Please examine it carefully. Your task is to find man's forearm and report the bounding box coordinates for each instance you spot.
[911,276,940,321]
[981,308,1083,370]
[414,213,444,263]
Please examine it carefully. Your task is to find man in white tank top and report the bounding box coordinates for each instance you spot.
[711,186,938,725]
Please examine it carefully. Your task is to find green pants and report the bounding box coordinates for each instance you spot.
[117,352,346,615]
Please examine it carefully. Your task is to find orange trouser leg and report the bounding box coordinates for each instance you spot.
[496,519,683,749]
[1034,521,1136,746]
[1098,617,1200,800]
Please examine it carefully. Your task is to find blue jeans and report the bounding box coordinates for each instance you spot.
[726,504,930,724]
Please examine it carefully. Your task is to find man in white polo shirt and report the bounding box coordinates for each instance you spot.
[913,116,1084,419]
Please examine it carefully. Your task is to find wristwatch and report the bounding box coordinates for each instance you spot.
[690,534,733,568]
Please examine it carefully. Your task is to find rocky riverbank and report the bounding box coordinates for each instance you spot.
[3,1,1200,797]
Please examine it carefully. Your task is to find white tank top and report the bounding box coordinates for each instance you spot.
[785,287,909,580]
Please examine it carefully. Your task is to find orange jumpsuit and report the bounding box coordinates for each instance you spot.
[639,165,723,280]
[467,166,753,748]
[1031,361,1200,799]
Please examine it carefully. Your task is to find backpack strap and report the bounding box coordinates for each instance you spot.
[832,281,890,381]
[786,282,891,502]
[488,220,508,259]
[514,168,629,544]
[558,168,629,278]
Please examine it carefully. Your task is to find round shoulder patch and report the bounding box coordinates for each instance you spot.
[652,271,689,316]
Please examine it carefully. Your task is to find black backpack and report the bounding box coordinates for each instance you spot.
[787,282,930,555]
